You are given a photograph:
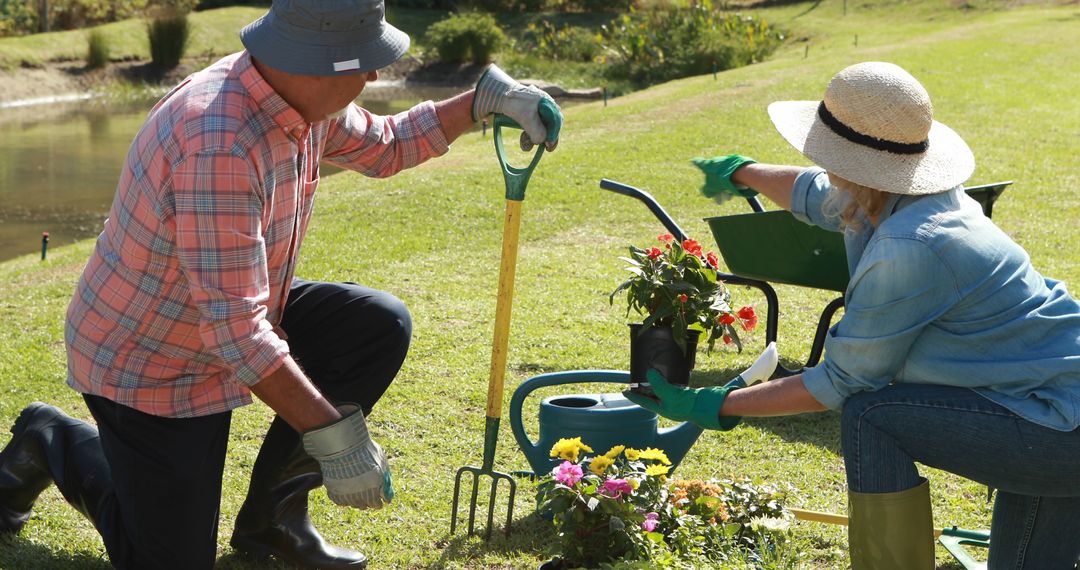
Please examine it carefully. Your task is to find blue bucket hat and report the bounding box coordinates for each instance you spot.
[240,0,410,76]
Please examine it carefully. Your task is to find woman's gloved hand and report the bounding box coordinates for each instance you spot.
[625,369,742,430]
[302,405,394,509]
[623,343,778,431]
[473,64,562,151]
[692,154,759,204]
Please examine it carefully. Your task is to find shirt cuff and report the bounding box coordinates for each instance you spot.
[411,100,451,157]
[789,167,828,226]
[801,365,848,411]
[229,320,291,386]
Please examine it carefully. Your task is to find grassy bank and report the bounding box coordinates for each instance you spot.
[1,0,1078,568]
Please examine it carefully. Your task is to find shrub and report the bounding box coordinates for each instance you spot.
[147,11,189,68]
[524,21,601,62]
[599,1,784,86]
[85,28,109,69]
[424,12,507,65]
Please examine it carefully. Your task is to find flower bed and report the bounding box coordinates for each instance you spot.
[537,438,795,569]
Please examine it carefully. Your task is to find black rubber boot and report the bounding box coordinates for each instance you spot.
[230,417,368,569]
[0,402,110,534]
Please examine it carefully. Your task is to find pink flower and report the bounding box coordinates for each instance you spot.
[600,478,634,498]
[554,461,583,487]
[641,512,660,532]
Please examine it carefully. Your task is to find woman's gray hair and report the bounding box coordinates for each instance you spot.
[823,173,889,230]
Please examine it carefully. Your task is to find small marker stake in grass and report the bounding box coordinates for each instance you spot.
[712,60,718,80]
[603,86,607,107]
[41,232,49,261]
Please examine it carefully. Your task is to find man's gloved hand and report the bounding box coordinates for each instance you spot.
[302,404,394,510]
[623,343,778,431]
[473,64,562,151]
[692,154,759,204]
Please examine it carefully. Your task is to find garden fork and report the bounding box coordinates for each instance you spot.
[451,116,546,540]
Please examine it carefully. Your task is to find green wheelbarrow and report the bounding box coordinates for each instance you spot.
[600,178,1012,377]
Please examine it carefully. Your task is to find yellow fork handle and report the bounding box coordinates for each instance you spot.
[486,199,522,420]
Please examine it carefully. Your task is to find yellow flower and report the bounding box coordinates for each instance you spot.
[624,448,641,461]
[548,437,593,462]
[604,445,626,460]
[645,464,670,477]
[628,478,640,490]
[639,447,672,466]
[589,455,614,476]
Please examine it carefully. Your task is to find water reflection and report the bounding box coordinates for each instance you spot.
[0,83,466,263]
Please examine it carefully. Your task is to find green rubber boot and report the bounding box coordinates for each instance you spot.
[848,479,935,570]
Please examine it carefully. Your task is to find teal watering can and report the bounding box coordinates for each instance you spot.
[509,370,704,476]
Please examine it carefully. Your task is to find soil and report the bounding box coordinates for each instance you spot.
[0,54,490,107]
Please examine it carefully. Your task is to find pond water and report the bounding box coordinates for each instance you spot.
[0,82,469,263]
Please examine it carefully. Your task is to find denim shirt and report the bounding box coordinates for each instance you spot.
[791,168,1080,431]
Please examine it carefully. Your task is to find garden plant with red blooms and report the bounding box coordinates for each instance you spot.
[611,233,757,353]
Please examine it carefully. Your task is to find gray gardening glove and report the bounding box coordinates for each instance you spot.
[303,404,394,510]
[473,63,562,151]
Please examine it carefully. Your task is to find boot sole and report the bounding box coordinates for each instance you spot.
[230,534,369,569]
[0,402,56,534]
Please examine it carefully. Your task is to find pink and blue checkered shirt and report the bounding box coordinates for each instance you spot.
[65,52,449,418]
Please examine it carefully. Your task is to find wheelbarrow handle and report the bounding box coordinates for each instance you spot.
[599,178,690,243]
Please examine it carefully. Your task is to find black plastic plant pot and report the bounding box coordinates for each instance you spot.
[629,323,701,396]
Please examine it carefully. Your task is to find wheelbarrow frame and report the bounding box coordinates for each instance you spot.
[600,178,1012,377]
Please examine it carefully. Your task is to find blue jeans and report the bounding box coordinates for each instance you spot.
[841,384,1080,570]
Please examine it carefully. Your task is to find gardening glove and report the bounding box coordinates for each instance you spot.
[302,404,394,510]
[692,154,759,204]
[623,342,778,431]
[473,63,562,151]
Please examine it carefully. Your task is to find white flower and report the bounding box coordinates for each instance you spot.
[750,515,791,533]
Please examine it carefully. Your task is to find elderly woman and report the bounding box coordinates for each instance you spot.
[626,62,1080,569]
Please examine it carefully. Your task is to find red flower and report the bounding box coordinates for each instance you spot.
[719,313,736,325]
[706,251,719,267]
[723,334,733,345]
[678,294,688,303]
[657,234,675,244]
[646,247,663,260]
[682,239,703,257]
[740,316,758,332]
[737,305,756,320]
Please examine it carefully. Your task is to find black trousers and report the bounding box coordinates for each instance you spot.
[84,279,412,569]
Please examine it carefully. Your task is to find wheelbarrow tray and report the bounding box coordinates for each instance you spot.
[705,210,849,293]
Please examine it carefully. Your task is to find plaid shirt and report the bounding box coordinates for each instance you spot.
[65,52,449,418]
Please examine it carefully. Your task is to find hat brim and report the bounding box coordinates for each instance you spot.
[767,100,975,195]
[240,12,410,77]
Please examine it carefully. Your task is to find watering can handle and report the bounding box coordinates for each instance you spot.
[494,115,545,201]
[508,370,631,459]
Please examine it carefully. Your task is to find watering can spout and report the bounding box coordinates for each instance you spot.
[656,421,705,467]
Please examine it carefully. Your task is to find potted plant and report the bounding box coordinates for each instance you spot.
[535,437,793,569]
[610,234,757,389]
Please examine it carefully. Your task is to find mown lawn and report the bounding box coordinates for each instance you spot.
[0,0,1077,568]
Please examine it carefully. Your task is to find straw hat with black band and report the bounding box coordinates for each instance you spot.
[768,61,975,196]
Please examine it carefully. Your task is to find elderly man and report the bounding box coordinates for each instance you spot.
[0,0,561,568]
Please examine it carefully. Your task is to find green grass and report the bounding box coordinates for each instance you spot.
[1,0,1078,567]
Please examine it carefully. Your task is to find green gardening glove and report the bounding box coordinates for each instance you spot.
[624,369,741,431]
[692,154,759,205]
[622,343,779,431]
